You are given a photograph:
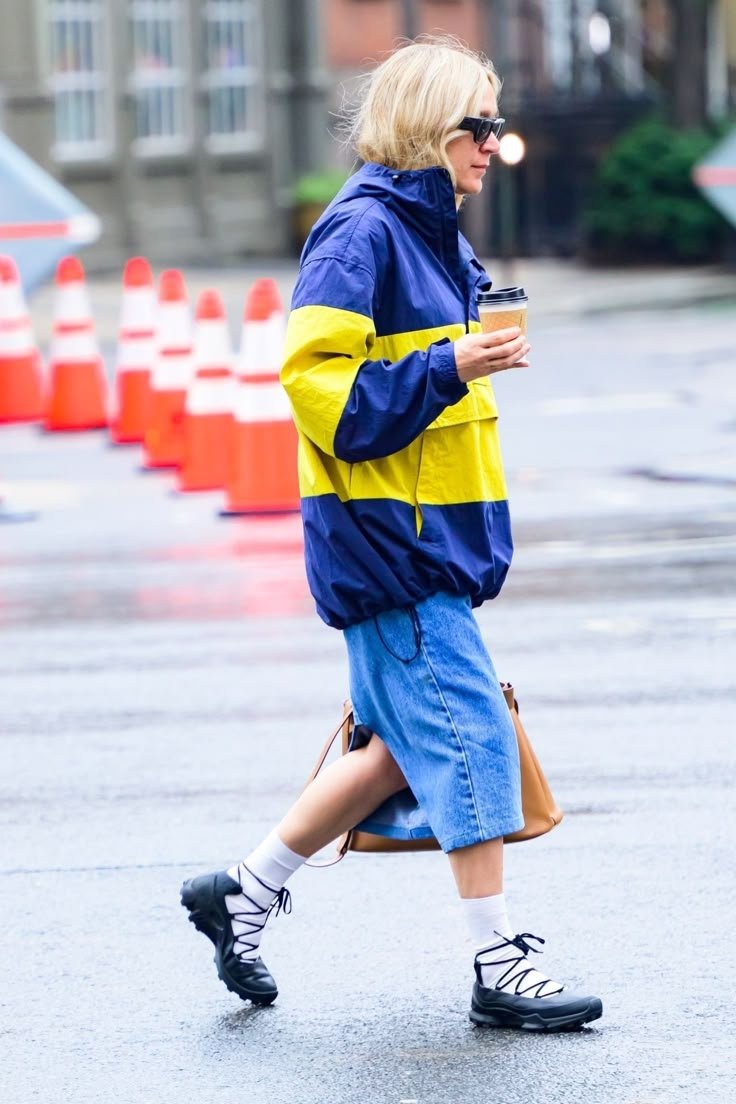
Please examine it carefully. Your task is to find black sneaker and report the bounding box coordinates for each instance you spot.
[180,870,291,1006]
[469,932,603,1033]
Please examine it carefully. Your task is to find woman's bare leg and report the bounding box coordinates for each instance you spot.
[277,735,407,856]
[447,837,503,897]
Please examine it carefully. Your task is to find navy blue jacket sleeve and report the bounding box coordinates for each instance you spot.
[283,238,468,463]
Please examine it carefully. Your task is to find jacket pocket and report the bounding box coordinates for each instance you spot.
[416,379,506,511]
[427,377,498,430]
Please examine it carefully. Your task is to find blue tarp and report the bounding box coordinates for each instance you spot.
[0,131,100,294]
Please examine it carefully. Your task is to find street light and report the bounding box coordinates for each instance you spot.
[589,12,612,56]
[499,133,526,167]
[497,132,526,285]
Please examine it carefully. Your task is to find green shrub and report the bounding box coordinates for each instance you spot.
[583,117,731,262]
[292,170,349,206]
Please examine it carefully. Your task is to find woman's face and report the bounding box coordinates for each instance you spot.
[446,84,500,196]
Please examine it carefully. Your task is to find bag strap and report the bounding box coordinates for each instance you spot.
[305,831,352,869]
[500,681,518,713]
[303,702,354,868]
[303,701,353,787]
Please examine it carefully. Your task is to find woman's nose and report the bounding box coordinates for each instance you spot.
[480,133,500,155]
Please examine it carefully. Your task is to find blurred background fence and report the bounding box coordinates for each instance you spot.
[0,0,734,268]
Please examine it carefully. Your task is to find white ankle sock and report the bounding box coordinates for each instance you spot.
[461,893,561,996]
[230,829,307,892]
[225,830,306,960]
[461,892,514,948]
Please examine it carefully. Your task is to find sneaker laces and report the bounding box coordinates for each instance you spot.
[228,867,292,961]
[475,931,564,998]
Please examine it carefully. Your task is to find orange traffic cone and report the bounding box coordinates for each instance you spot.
[143,269,193,469]
[110,257,156,444]
[178,289,236,492]
[0,255,43,422]
[223,278,299,514]
[44,255,107,431]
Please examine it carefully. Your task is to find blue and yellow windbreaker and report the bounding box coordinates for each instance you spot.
[281,162,513,629]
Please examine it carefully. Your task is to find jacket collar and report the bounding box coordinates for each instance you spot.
[343,162,462,279]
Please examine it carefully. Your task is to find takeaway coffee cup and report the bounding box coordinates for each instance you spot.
[477,286,528,336]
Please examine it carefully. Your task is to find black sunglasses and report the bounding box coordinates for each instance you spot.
[457,115,505,144]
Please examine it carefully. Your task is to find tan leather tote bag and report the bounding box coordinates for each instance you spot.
[305,684,563,866]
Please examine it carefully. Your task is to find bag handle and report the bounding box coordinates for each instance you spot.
[303,701,354,868]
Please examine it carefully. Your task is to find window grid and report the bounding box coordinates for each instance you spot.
[129,0,189,153]
[48,0,111,160]
[203,0,261,150]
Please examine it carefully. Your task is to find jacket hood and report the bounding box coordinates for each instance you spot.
[328,163,464,278]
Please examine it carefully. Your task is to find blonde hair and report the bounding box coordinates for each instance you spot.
[347,36,501,190]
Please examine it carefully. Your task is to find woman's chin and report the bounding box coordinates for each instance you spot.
[458,179,483,197]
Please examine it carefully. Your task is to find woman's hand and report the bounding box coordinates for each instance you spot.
[454,327,530,383]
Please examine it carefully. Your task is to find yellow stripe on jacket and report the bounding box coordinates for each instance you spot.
[283,305,508,510]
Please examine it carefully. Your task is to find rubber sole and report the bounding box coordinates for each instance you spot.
[180,879,277,1007]
[470,996,603,1033]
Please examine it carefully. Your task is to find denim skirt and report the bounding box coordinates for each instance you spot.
[343,591,524,853]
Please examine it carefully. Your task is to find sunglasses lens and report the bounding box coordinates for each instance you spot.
[459,116,506,143]
[471,121,488,144]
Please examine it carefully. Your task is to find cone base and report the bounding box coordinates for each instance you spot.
[42,424,109,434]
[220,503,301,517]
[143,388,187,468]
[225,418,300,513]
[179,410,232,492]
[110,369,151,444]
[45,359,108,431]
[0,353,44,422]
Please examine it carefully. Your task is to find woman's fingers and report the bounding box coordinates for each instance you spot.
[453,331,530,381]
[479,326,522,346]
[490,337,528,365]
[490,344,530,372]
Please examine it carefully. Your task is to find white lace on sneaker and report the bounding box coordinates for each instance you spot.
[475,932,565,998]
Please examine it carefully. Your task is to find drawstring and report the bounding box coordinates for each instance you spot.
[372,606,422,664]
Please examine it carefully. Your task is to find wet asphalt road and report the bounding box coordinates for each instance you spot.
[1,304,735,1104]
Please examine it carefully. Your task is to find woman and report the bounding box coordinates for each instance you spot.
[181,37,602,1033]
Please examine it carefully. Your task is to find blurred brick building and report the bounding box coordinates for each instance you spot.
[325,0,736,256]
[1,1,734,265]
[0,0,328,267]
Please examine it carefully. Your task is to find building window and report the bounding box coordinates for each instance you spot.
[129,0,189,153]
[542,0,601,94]
[203,0,262,150]
[48,0,111,160]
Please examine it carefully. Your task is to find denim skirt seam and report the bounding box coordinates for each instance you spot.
[415,633,485,840]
